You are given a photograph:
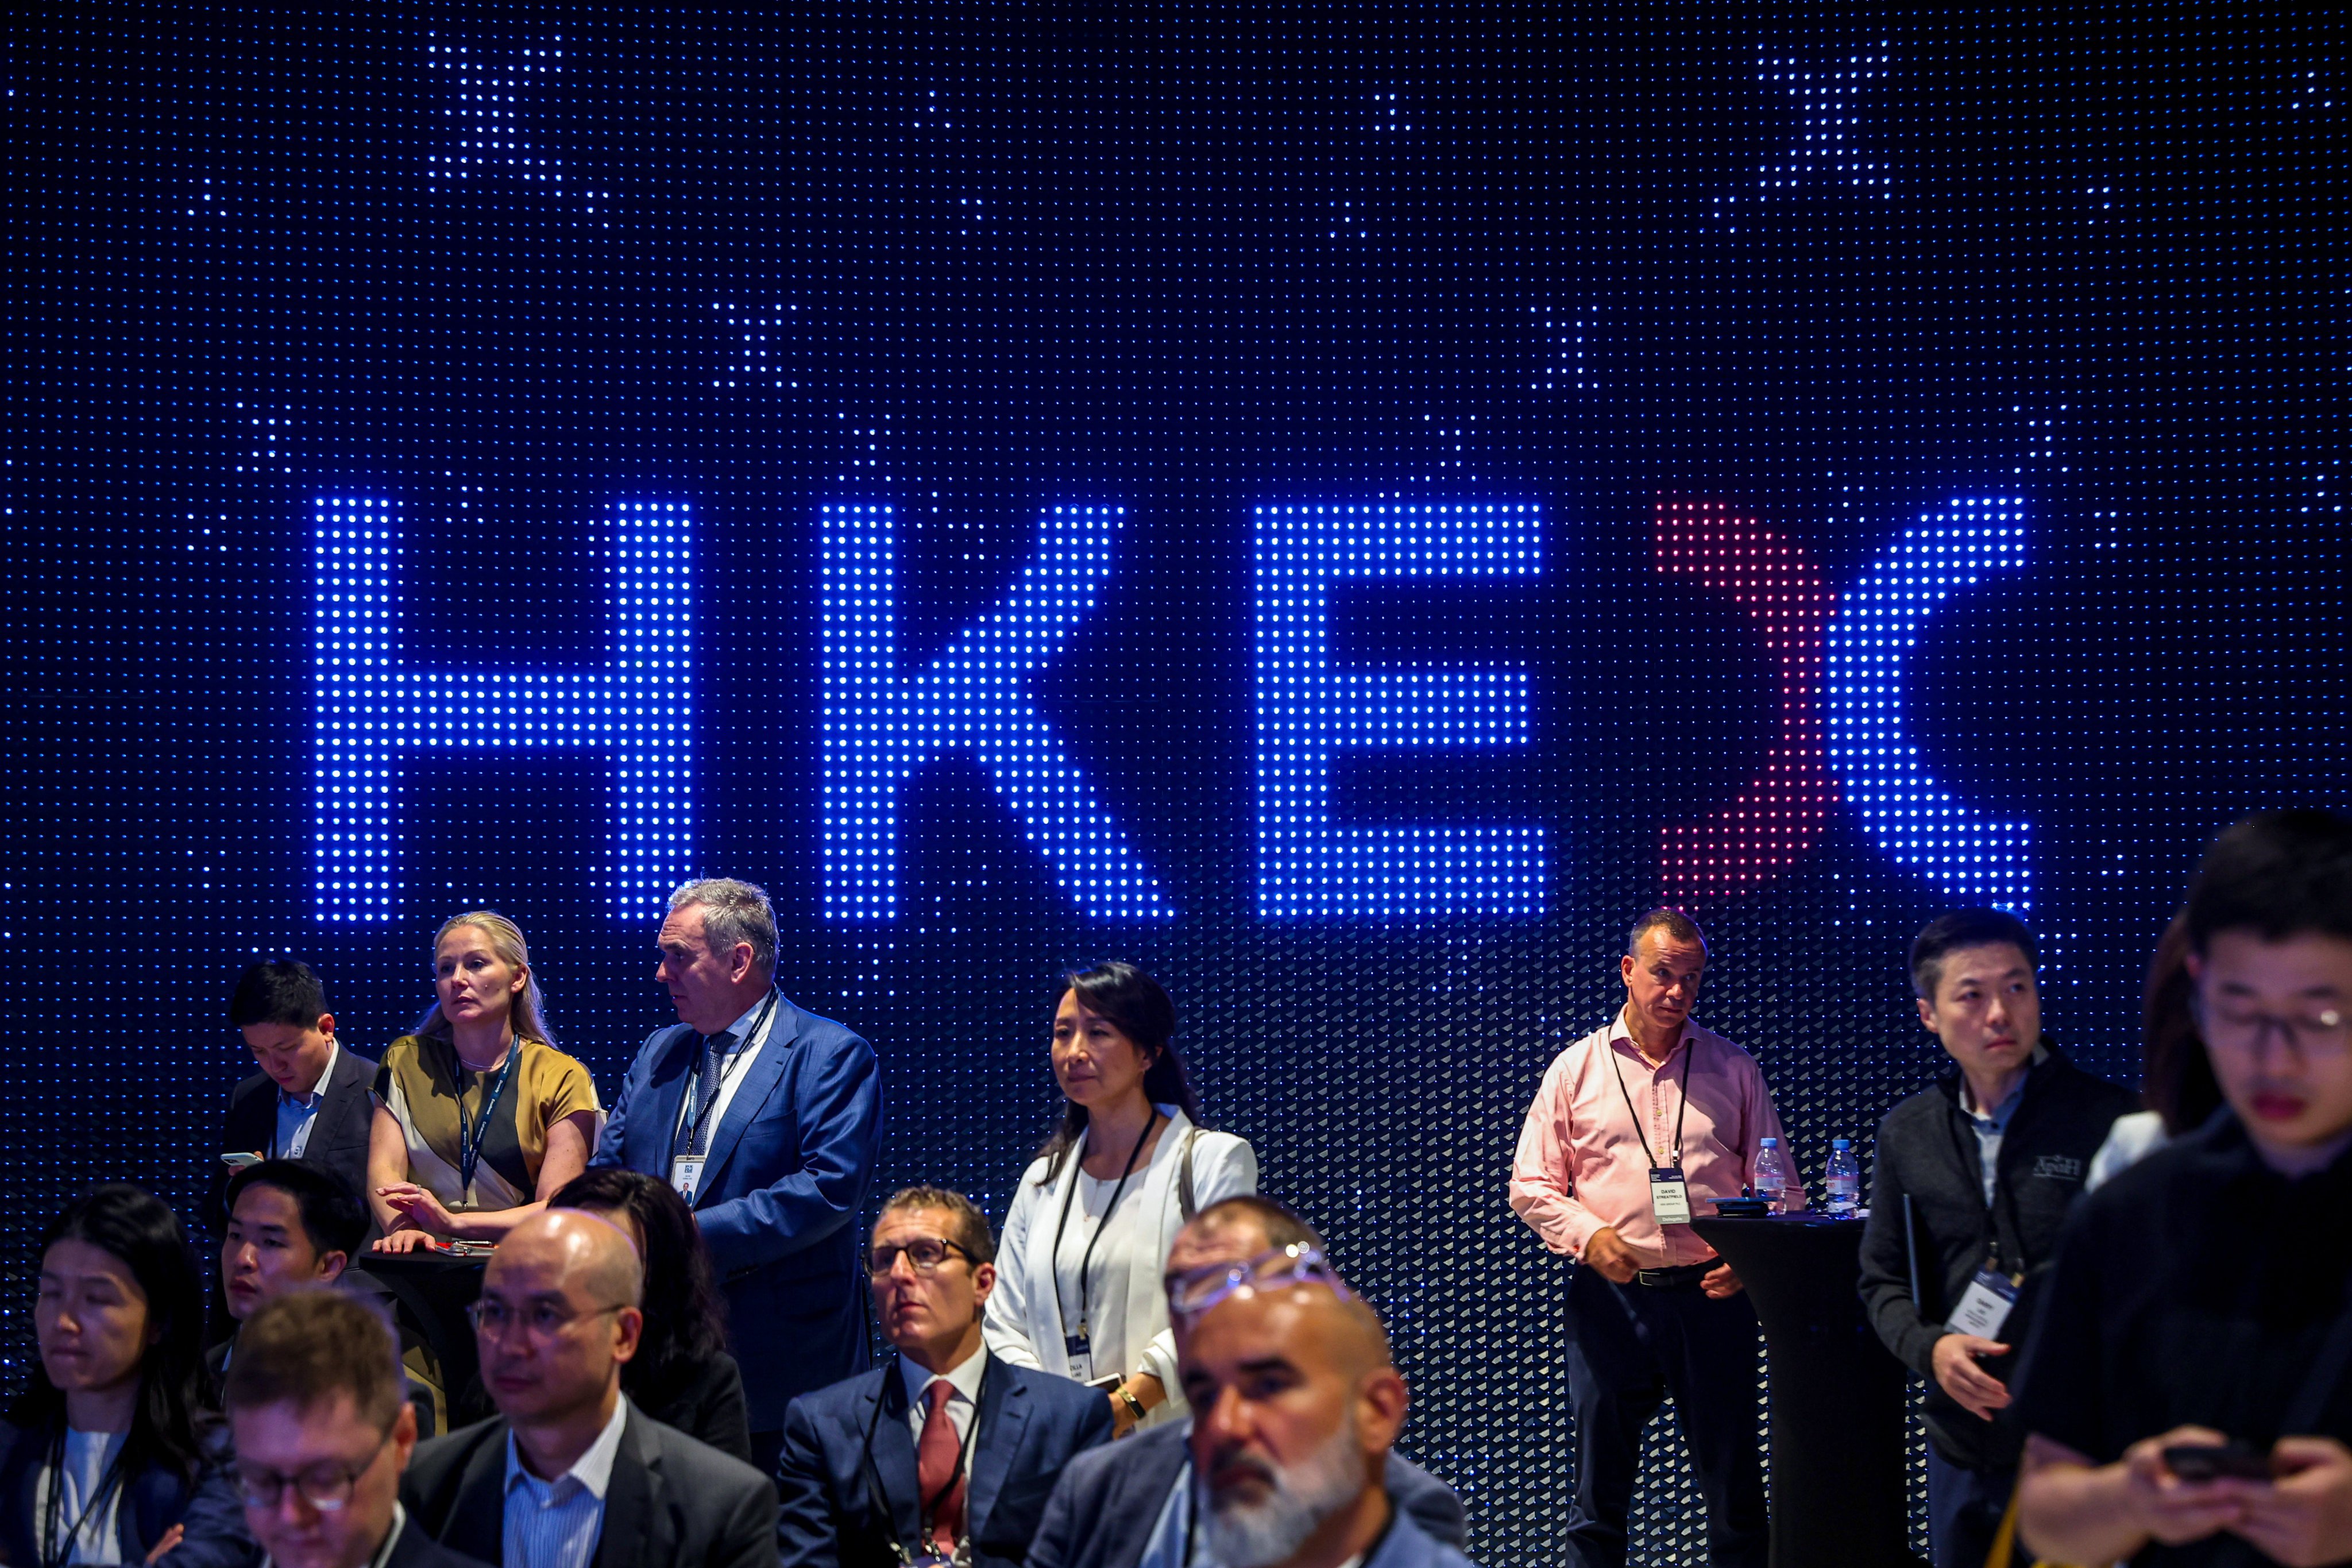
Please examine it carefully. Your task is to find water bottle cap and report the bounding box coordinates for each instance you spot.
[1759,1136,1778,1148]
[1833,1137,1852,1149]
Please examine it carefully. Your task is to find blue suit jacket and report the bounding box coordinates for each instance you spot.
[777,1354,1116,1568]
[0,1418,257,1568]
[592,994,883,1432]
[1028,1419,1469,1568]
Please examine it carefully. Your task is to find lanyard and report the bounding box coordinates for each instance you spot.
[1049,1108,1160,1342]
[40,1427,126,1568]
[1610,1037,1693,1168]
[677,992,776,1158]
[859,1355,991,1558]
[450,1039,520,1197]
[1945,1090,2030,1277]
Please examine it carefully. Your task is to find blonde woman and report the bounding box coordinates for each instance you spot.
[367,912,604,1253]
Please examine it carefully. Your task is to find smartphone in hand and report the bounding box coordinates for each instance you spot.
[2161,1442,2274,1482]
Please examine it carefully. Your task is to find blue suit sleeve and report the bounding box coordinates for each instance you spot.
[774,1398,845,1568]
[697,1028,882,1279]
[589,1034,659,1169]
[163,1448,263,1568]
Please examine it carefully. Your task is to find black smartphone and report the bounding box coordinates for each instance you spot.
[2161,1442,2274,1482]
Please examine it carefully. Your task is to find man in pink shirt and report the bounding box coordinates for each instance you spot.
[1508,908,1794,1568]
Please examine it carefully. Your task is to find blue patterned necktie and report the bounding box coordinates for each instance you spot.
[688,1033,729,1156]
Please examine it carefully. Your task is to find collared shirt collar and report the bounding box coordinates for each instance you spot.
[504,1395,630,1503]
[898,1341,988,1409]
[1609,1005,1697,1064]
[281,1038,341,1107]
[712,990,779,1052]
[1957,1041,2049,1127]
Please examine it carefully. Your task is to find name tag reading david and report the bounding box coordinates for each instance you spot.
[669,1156,705,1204]
[1649,1168,1693,1226]
[1948,1269,2019,1339]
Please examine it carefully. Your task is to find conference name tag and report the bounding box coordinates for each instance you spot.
[669,1155,705,1204]
[1948,1269,2019,1339]
[1649,1168,1693,1226]
[1064,1332,1094,1384]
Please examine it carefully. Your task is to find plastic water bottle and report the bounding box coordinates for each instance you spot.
[1753,1137,1795,1215]
[1825,1138,1861,1216]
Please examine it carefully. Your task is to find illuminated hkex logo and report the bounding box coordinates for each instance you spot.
[311,492,2029,921]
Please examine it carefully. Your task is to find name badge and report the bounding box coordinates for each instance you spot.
[1650,1167,1693,1226]
[1063,1331,1093,1384]
[669,1156,705,1204]
[1948,1268,2019,1339]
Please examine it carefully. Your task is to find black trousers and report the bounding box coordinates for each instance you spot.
[1560,1262,1771,1568]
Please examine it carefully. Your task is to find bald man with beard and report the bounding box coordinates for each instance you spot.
[1030,1198,1466,1568]
[400,1210,775,1568]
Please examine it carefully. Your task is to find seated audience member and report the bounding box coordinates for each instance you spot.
[399,1209,775,1567]
[2087,911,2226,1190]
[220,959,379,1237]
[369,912,603,1253]
[777,1187,1116,1568]
[222,1291,488,1567]
[987,963,1258,1436]
[1029,1196,1466,1568]
[1176,1235,1476,1568]
[1856,909,2135,1568]
[213,1158,451,1438]
[549,1168,753,1462]
[2,1184,253,1567]
[2014,809,2352,1568]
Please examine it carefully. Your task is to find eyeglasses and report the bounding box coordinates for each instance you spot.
[234,1423,396,1512]
[867,1237,975,1277]
[1166,1244,1354,1322]
[466,1299,629,1342]
[2191,995,2350,1058]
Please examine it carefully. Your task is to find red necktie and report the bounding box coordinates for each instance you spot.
[917,1379,967,1549]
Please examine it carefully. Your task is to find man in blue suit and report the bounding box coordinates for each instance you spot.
[593,876,883,1474]
[777,1187,1115,1568]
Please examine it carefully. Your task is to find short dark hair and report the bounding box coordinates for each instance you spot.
[229,959,329,1030]
[2184,809,2352,955]
[1627,907,1707,957]
[878,1187,997,1265]
[1187,1194,1326,1254]
[1909,909,2038,1001]
[223,1291,405,1428]
[225,1159,369,1262]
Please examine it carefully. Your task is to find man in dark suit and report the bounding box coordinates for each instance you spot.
[778,1186,1115,1568]
[400,1210,775,1568]
[1030,1197,1467,1568]
[1176,1232,1478,1568]
[219,959,379,1238]
[592,876,883,1474]
[223,1288,489,1568]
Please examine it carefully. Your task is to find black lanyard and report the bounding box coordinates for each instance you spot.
[1945,1088,2030,1277]
[40,1426,128,1568]
[1610,1037,1693,1168]
[676,992,776,1158]
[449,1039,520,1197]
[1049,1108,1160,1343]
[859,1355,991,1558]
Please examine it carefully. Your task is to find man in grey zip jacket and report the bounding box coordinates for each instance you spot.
[1857,909,2134,1568]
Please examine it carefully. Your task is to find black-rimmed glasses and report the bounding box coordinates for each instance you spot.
[867,1236,976,1276]
[2191,994,2350,1057]
[233,1423,397,1512]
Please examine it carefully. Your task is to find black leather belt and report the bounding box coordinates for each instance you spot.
[1632,1262,1713,1288]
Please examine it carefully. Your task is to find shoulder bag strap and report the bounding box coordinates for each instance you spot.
[1177,1127,1202,1221]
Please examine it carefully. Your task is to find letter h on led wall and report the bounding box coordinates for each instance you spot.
[312,497,692,922]
[1255,503,1543,918]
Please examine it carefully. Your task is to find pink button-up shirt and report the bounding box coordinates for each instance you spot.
[1510,1007,1799,1268]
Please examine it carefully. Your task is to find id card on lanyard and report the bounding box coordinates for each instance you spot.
[1052,1110,1159,1384]
[669,995,776,1201]
[1944,1100,2026,1339]
[1612,1041,1694,1229]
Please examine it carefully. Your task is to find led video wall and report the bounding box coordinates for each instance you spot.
[7,3,2347,1559]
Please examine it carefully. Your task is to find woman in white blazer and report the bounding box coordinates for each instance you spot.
[984,961,1257,1435]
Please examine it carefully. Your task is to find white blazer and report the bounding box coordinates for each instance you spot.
[983,1105,1257,1426]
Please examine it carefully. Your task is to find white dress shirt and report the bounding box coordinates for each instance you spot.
[899,1341,989,1449]
[503,1397,631,1568]
[32,1428,127,1565]
[670,992,781,1150]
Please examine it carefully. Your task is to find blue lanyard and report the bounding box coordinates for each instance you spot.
[452,1040,520,1196]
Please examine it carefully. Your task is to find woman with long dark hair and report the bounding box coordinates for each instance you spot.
[2088,911,2227,1188]
[983,961,1256,1436]
[548,1167,753,1462]
[1,1184,252,1566]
